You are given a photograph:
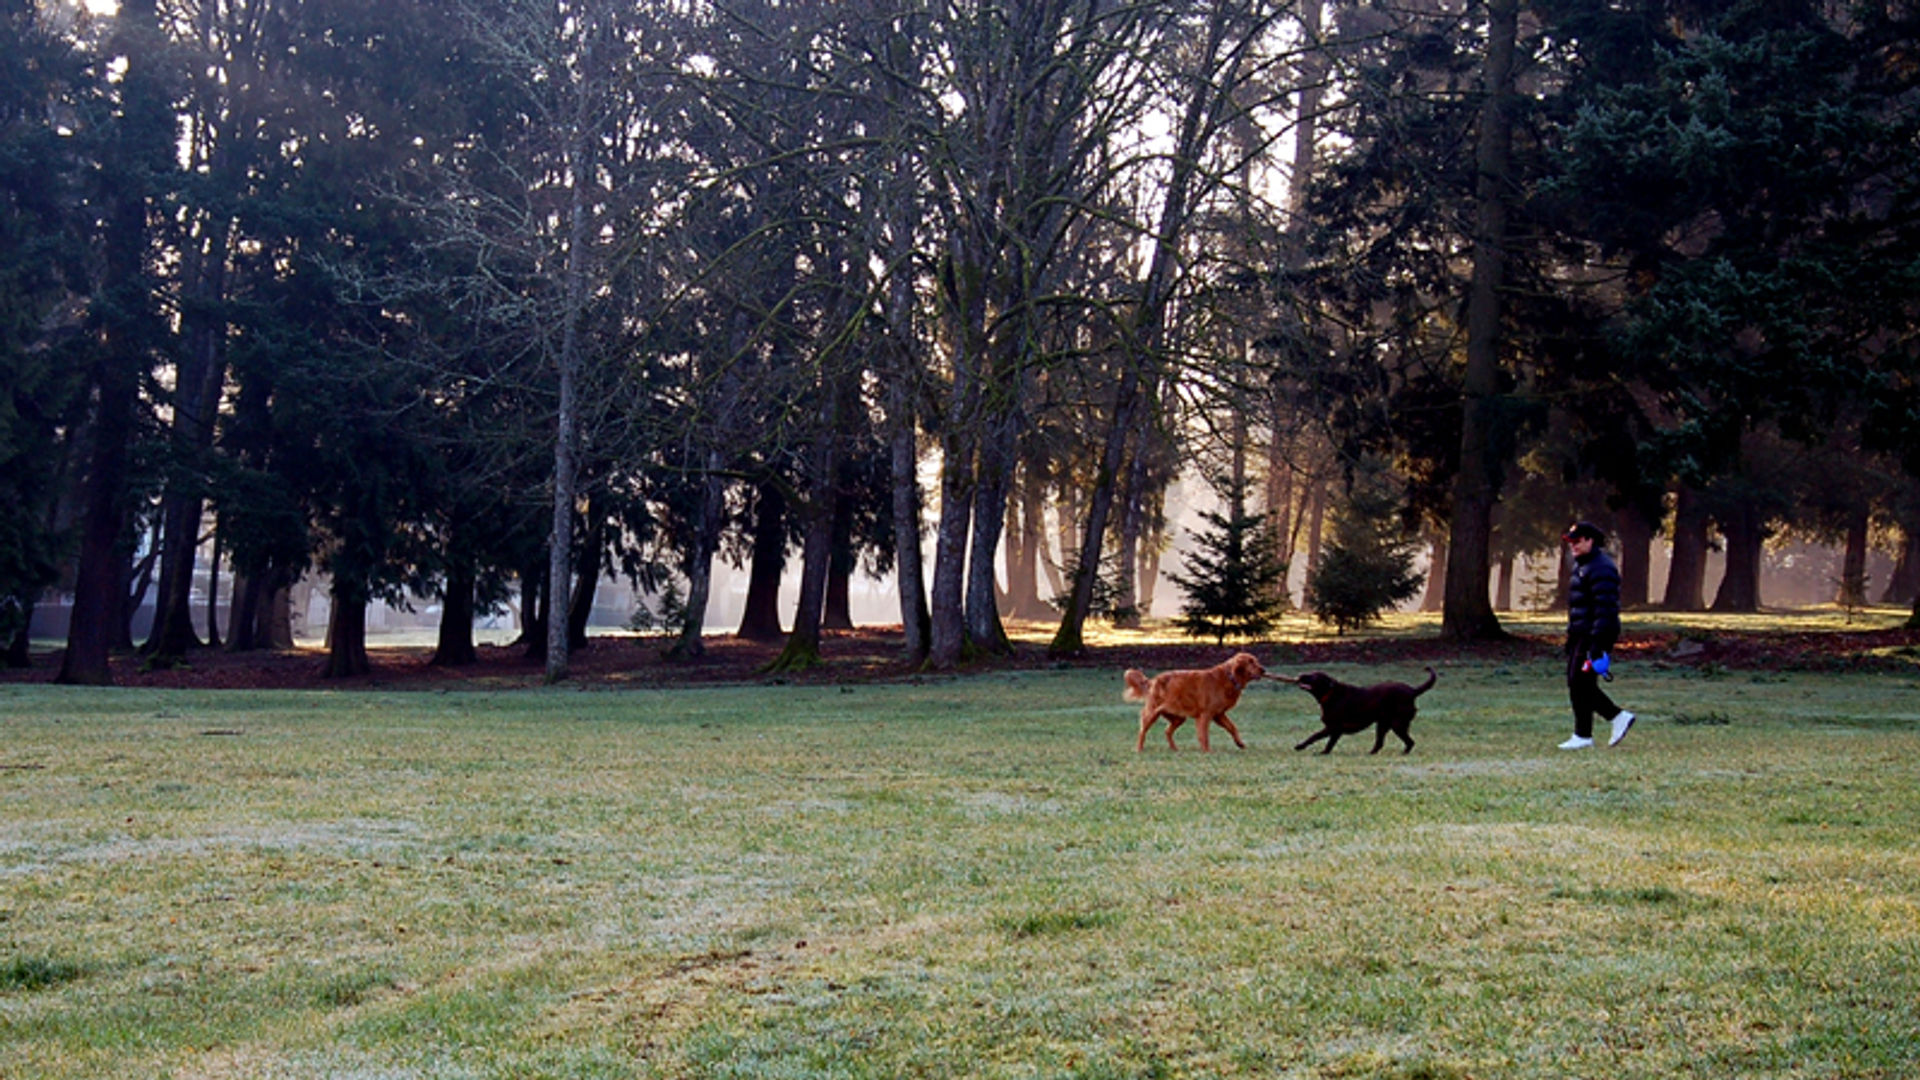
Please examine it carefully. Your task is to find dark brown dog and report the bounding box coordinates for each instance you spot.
[1123,652,1266,752]
[1284,667,1437,754]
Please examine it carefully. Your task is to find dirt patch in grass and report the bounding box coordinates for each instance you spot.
[6,623,1914,692]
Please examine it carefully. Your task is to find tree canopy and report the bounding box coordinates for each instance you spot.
[11,0,1919,682]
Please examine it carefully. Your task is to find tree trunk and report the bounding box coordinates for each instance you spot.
[887,384,931,660]
[1495,555,1514,610]
[1556,540,1573,609]
[545,343,579,677]
[671,452,727,659]
[1710,506,1765,612]
[545,113,593,684]
[1884,521,1919,605]
[1304,473,1327,584]
[118,529,158,652]
[930,219,988,670]
[1616,502,1655,608]
[148,100,236,663]
[1113,421,1152,629]
[6,599,33,668]
[205,527,223,648]
[566,504,602,651]
[518,553,546,656]
[321,583,370,678]
[265,578,294,650]
[770,439,837,673]
[147,501,205,659]
[737,481,788,642]
[964,416,1015,654]
[59,412,135,687]
[146,246,230,660]
[228,572,262,652]
[999,472,1048,621]
[1440,0,1518,643]
[1049,366,1136,656]
[1420,532,1448,613]
[823,484,856,631]
[224,364,279,654]
[57,0,169,687]
[876,39,930,664]
[998,484,1026,618]
[1265,417,1297,609]
[1140,539,1163,618]
[929,425,976,666]
[1137,483,1167,619]
[432,553,478,667]
[1663,486,1710,611]
[1046,482,1074,602]
[1836,508,1869,608]
[244,568,297,652]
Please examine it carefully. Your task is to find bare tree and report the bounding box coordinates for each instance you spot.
[919,0,1171,665]
[1052,0,1289,655]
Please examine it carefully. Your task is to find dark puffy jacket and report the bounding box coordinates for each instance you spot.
[1567,549,1621,655]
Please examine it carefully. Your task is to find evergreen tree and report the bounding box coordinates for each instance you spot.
[57,0,175,685]
[0,0,91,665]
[1169,472,1288,645]
[1307,460,1423,634]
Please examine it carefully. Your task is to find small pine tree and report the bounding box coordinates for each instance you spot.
[1306,460,1423,634]
[1050,549,1129,623]
[626,578,687,636]
[1169,472,1290,644]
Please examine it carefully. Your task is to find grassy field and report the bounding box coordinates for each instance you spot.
[3,655,1918,1078]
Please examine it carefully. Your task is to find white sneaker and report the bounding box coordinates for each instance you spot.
[1558,735,1594,750]
[1609,711,1637,747]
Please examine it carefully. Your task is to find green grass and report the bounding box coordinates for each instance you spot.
[2,657,1918,1078]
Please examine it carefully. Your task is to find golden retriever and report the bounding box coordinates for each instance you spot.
[1123,651,1267,752]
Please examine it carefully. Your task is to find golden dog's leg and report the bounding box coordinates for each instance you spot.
[1216,713,1245,749]
[1164,715,1185,750]
[1196,716,1212,752]
[1136,709,1154,752]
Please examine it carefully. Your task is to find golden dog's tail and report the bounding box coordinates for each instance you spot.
[1122,669,1150,702]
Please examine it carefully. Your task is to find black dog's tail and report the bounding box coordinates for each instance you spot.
[1413,666,1438,696]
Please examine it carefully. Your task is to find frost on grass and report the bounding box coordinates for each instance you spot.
[955,790,1064,819]
[179,1046,441,1080]
[1392,759,1552,779]
[1251,821,1641,864]
[0,818,424,876]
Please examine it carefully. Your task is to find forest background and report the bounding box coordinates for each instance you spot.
[4,0,1919,686]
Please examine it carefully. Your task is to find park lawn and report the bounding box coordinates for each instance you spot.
[2,658,1917,1079]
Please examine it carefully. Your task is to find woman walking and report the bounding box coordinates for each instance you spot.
[1559,521,1637,750]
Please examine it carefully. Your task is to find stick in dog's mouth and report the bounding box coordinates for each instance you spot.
[1263,673,1301,684]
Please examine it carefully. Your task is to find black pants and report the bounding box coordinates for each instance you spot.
[1566,648,1621,739]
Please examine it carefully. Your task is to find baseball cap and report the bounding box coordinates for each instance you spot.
[1563,521,1606,544]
